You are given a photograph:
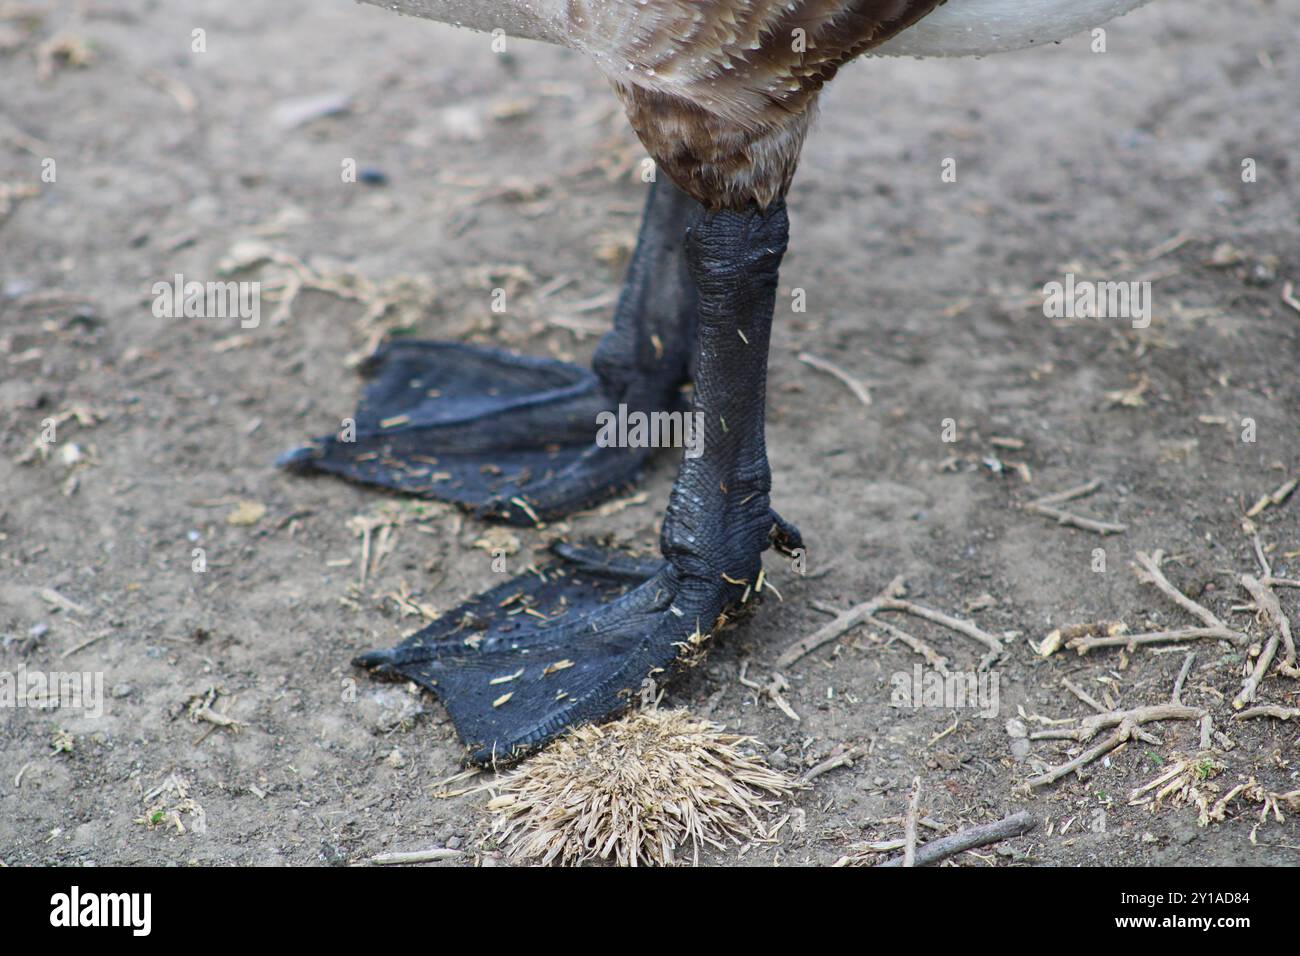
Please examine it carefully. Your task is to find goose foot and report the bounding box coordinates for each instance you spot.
[277,179,699,525]
[354,198,798,763]
[354,519,799,765]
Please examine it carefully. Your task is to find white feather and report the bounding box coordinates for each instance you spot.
[875,0,1155,57]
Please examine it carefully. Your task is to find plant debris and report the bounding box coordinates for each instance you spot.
[484,709,797,866]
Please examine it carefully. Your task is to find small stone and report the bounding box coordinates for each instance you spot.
[111,683,133,699]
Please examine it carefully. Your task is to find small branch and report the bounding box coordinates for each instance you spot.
[902,777,922,868]
[1062,678,1108,714]
[1068,626,1244,654]
[1134,550,1228,630]
[876,811,1037,867]
[1027,703,1205,788]
[1171,652,1196,704]
[777,576,905,667]
[1074,703,1205,742]
[864,615,950,675]
[876,597,1004,658]
[1241,573,1298,676]
[371,848,464,865]
[1234,705,1300,721]
[797,351,872,407]
[1283,281,1300,317]
[781,576,1003,671]
[800,746,856,784]
[1025,479,1127,535]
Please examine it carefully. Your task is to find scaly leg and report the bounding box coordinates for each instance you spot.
[355,200,801,764]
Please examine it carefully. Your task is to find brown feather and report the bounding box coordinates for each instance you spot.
[571,0,945,207]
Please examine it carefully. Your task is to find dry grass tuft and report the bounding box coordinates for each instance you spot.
[485,709,797,866]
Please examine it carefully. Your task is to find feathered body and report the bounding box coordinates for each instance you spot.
[360,0,1153,205]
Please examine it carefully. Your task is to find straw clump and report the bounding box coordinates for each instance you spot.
[486,709,796,866]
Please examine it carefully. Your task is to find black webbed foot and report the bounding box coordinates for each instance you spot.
[354,198,798,764]
[277,341,651,524]
[278,179,699,526]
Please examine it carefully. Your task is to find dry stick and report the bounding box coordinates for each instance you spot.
[876,811,1037,868]
[777,576,905,667]
[1240,573,1298,676]
[371,848,464,865]
[1232,536,1300,707]
[1172,652,1196,704]
[1138,554,1227,629]
[875,597,1004,658]
[864,614,950,675]
[1069,550,1249,654]
[1062,678,1108,714]
[1025,479,1127,535]
[780,576,1002,670]
[1027,693,1204,789]
[797,351,872,407]
[1283,281,1300,316]
[1135,550,1227,629]
[1068,626,1244,654]
[60,631,111,659]
[801,747,857,784]
[1245,476,1297,518]
[902,777,922,868]
[1235,705,1300,721]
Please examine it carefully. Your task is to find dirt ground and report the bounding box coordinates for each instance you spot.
[2,0,1298,867]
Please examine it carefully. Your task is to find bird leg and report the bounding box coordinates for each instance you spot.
[278,177,699,525]
[354,198,802,764]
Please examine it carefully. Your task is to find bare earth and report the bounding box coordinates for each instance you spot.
[1,0,1297,866]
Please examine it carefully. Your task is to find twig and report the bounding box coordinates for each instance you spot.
[1172,652,1196,704]
[1282,281,1300,316]
[1241,573,1298,675]
[1246,476,1297,517]
[1233,535,1300,707]
[797,351,872,407]
[371,848,464,865]
[1198,714,1214,751]
[1027,697,1204,789]
[1134,550,1227,630]
[864,615,950,675]
[902,777,922,868]
[876,597,1004,658]
[1063,551,1249,655]
[1234,705,1300,721]
[60,631,111,659]
[1062,678,1108,714]
[800,746,856,784]
[876,811,1037,867]
[778,576,905,667]
[781,576,1003,670]
[1025,479,1127,535]
[1068,626,1244,654]
[737,662,800,722]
